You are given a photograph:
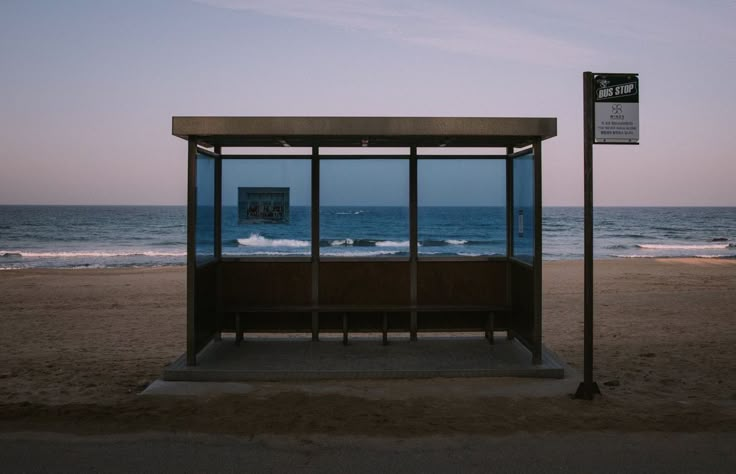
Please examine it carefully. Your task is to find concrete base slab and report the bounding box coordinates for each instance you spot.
[160,335,565,382]
[142,372,580,398]
[142,380,257,396]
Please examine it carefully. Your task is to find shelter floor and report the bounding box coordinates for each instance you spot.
[162,335,565,381]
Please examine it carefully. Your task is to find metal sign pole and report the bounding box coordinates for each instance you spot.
[576,71,601,399]
[576,71,639,399]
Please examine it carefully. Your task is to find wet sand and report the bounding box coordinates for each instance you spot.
[1,259,734,435]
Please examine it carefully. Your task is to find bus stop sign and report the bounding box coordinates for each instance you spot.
[594,74,639,144]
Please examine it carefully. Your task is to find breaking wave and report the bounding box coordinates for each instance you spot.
[636,243,733,250]
[613,254,736,260]
[237,235,481,249]
[236,234,309,248]
[335,210,366,215]
[0,250,187,258]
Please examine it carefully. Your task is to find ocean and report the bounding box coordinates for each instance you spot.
[1,206,734,269]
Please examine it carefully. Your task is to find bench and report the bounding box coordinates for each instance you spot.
[220,304,511,346]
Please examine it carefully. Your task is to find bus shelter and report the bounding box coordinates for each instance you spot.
[172,117,556,368]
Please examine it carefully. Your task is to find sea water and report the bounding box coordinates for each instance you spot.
[1,205,735,269]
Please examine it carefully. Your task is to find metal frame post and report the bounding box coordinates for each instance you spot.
[576,71,601,399]
[505,146,514,340]
[409,147,418,341]
[505,147,514,261]
[532,139,543,364]
[311,147,320,341]
[214,146,222,259]
[214,146,223,342]
[186,139,198,366]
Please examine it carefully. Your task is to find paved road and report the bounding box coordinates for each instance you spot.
[2,432,734,473]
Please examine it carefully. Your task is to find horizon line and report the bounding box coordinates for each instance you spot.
[2,203,735,208]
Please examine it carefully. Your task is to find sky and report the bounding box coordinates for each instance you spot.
[1,0,735,206]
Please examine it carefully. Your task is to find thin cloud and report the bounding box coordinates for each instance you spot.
[193,0,597,66]
[514,0,736,47]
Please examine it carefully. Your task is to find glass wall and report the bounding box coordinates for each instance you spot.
[512,151,535,263]
[195,152,215,264]
[320,160,409,257]
[221,159,311,257]
[418,159,506,257]
[212,156,521,260]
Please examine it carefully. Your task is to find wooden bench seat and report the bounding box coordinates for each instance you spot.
[221,304,510,346]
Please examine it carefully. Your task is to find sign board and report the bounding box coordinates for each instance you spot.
[238,187,290,224]
[594,74,639,144]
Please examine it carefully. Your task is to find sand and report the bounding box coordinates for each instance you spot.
[1,260,734,435]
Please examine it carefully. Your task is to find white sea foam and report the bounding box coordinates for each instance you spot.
[330,239,354,246]
[0,252,22,258]
[237,251,311,256]
[613,254,733,259]
[0,250,187,258]
[229,249,400,257]
[336,210,365,215]
[237,234,310,248]
[612,254,657,259]
[446,239,468,245]
[636,243,730,250]
[321,250,400,257]
[375,240,410,247]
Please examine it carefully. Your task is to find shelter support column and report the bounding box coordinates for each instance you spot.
[214,146,223,342]
[214,146,222,258]
[532,139,543,364]
[186,138,197,366]
[311,147,320,341]
[409,147,418,341]
[505,146,515,341]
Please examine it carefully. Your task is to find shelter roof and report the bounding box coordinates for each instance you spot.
[172,116,556,149]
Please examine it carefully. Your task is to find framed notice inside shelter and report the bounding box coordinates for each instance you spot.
[238,187,290,224]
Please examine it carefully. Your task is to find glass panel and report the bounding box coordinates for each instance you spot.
[512,152,535,263]
[320,160,409,257]
[195,153,215,263]
[418,159,506,256]
[221,160,311,257]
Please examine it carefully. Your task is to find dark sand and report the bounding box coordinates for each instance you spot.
[1,259,734,435]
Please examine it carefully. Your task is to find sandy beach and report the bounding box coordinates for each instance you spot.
[1,259,734,435]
